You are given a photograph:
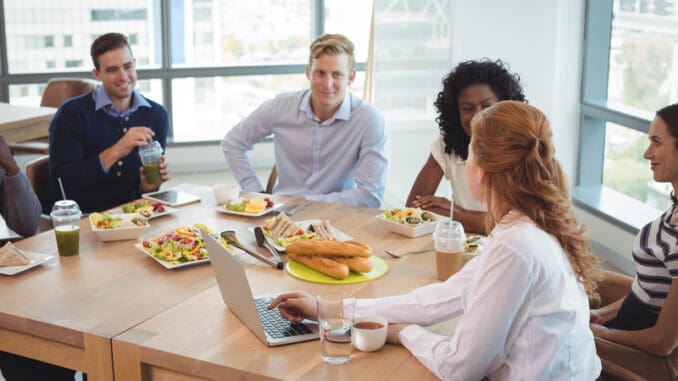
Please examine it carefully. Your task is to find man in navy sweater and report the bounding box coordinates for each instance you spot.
[48,32,170,213]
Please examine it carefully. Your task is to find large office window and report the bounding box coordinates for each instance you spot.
[0,0,371,142]
[578,0,678,229]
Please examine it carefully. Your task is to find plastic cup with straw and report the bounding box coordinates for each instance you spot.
[50,178,82,256]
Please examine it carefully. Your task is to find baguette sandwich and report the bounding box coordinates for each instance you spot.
[286,240,372,280]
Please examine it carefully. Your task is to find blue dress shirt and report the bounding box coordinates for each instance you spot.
[221,90,389,208]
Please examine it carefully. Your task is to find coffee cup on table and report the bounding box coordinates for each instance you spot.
[433,220,466,281]
[352,315,388,352]
[214,183,240,205]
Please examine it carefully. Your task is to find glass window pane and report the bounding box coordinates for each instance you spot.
[608,0,678,113]
[170,0,312,67]
[4,0,161,74]
[324,0,371,63]
[603,122,673,209]
[171,74,309,142]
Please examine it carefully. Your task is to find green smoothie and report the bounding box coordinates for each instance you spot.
[55,225,80,256]
[143,162,162,185]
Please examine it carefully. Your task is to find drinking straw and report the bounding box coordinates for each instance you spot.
[449,187,454,222]
[57,177,67,200]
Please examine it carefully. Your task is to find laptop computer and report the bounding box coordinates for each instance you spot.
[202,230,319,346]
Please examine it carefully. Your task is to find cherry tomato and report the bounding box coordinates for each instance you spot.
[264,197,274,208]
[142,241,151,248]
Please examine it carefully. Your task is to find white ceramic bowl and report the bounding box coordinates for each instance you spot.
[89,213,150,242]
[375,212,441,238]
[352,315,388,352]
[214,183,241,205]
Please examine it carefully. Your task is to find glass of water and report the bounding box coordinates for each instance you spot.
[317,292,355,365]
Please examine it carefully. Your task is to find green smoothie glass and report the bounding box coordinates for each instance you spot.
[139,140,163,185]
[50,200,81,256]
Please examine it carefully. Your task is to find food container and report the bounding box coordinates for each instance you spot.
[375,211,441,238]
[89,213,150,242]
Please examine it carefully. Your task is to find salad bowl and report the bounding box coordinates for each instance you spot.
[375,208,443,238]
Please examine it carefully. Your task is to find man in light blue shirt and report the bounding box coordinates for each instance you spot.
[221,34,388,208]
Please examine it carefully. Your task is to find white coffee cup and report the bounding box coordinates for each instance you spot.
[352,315,388,352]
[213,184,240,205]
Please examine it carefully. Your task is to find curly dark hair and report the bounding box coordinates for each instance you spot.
[434,59,526,160]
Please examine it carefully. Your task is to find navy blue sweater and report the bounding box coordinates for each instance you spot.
[48,92,168,213]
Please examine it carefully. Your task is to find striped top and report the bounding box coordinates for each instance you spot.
[631,203,678,313]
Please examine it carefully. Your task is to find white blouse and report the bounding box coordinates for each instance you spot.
[430,135,486,212]
[355,212,601,380]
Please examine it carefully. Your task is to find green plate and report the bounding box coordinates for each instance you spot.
[285,256,389,284]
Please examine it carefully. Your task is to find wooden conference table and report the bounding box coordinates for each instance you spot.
[0,102,55,143]
[1,184,450,380]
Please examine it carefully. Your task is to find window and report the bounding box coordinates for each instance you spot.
[44,35,54,47]
[578,0,677,229]
[1,0,371,143]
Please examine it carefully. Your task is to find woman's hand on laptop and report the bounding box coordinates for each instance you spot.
[269,291,317,322]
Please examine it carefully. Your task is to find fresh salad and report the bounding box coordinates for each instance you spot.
[140,224,230,264]
[90,212,146,229]
[384,208,437,226]
[225,197,274,214]
[465,235,482,253]
[121,199,166,218]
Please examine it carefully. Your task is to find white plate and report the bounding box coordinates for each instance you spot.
[375,212,442,238]
[256,219,353,252]
[216,201,284,217]
[0,250,54,276]
[134,243,210,270]
[107,204,179,219]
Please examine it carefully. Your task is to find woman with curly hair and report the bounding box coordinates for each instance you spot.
[407,59,526,234]
[270,101,602,380]
[590,103,678,358]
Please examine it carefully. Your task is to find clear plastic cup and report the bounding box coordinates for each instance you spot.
[432,220,466,281]
[50,200,81,256]
[139,140,163,185]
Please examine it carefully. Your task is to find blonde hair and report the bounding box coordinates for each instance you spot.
[309,33,355,72]
[470,101,601,302]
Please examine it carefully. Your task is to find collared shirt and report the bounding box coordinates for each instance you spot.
[49,91,169,213]
[354,212,601,380]
[93,87,152,173]
[221,89,388,208]
[93,86,151,118]
[430,135,486,212]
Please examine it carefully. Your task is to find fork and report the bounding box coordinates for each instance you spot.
[384,248,434,258]
[286,203,311,216]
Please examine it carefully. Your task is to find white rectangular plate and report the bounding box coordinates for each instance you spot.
[107,205,179,219]
[256,219,353,252]
[216,202,284,217]
[134,243,209,270]
[0,250,54,276]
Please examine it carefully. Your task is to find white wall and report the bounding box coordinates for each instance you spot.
[450,0,584,179]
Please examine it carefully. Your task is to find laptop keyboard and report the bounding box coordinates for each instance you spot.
[255,297,314,339]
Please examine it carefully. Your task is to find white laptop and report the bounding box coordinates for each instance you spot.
[202,230,319,346]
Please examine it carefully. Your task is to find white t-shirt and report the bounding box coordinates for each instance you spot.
[429,135,486,212]
[354,212,601,380]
